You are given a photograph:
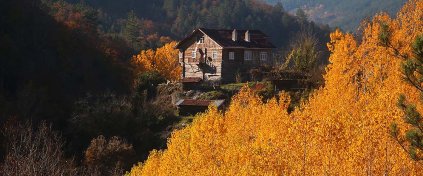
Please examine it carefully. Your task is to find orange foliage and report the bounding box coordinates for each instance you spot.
[131,42,181,81]
[49,1,96,32]
[128,0,423,175]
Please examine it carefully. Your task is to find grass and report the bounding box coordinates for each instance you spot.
[172,115,196,130]
[197,90,227,100]
[220,82,257,92]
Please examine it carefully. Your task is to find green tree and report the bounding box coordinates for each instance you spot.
[391,35,423,161]
[74,1,99,34]
[284,31,320,72]
[134,71,166,100]
[171,6,191,37]
[296,8,308,23]
[123,10,141,50]
[163,0,177,17]
[273,2,285,13]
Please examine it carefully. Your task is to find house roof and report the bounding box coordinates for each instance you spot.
[175,28,276,49]
[175,99,225,107]
[181,77,203,83]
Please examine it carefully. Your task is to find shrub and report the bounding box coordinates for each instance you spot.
[84,135,136,176]
[197,91,227,100]
[135,71,166,100]
[253,82,276,101]
[69,92,164,162]
[1,121,76,176]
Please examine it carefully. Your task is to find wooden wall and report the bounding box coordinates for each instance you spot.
[221,48,272,83]
[179,31,273,84]
[180,32,223,82]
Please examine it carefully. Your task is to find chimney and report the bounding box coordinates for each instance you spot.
[245,30,250,42]
[232,29,238,41]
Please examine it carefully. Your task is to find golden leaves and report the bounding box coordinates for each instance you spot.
[131,41,182,81]
[129,0,423,175]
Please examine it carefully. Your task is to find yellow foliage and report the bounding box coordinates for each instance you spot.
[131,41,181,81]
[129,0,423,175]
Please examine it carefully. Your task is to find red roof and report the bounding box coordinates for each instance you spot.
[181,77,202,83]
[252,83,266,91]
[178,99,212,106]
[176,99,225,107]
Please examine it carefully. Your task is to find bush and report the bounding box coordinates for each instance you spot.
[69,89,179,163]
[254,82,276,101]
[69,93,162,162]
[197,91,227,100]
[220,82,253,92]
[84,135,136,176]
[135,71,166,100]
[1,121,77,176]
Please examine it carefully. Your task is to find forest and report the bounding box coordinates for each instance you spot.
[61,0,331,51]
[0,0,422,175]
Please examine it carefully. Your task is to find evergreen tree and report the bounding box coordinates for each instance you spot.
[74,1,99,33]
[296,8,308,23]
[171,6,191,37]
[163,0,177,17]
[122,10,141,50]
[274,2,285,13]
[391,35,423,161]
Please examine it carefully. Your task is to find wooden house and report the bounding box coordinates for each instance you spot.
[176,28,276,84]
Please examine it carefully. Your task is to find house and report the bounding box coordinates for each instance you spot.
[176,28,276,84]
[175,99,225,116]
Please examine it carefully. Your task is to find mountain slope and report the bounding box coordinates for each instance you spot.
[64,0,331,48]
[0,0,132,125]
[265,0,407,31]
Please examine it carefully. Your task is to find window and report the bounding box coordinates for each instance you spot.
[212,51,218,60]
[197,36,204,44]
[179,51,183,59]
[229,52,235,60]
[192,51,196,61]
[244,50,252,61]
[260,52,268,61]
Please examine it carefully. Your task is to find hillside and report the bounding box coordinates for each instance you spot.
[265,0,407,31]
[1,0,422,175]
[0,0,132,124]
[129,0,423,174]
[64,0,331,50]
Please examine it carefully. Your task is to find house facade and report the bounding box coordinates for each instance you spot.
[175,28,275,83]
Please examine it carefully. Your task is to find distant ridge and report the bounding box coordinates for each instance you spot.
[265,0,407,31]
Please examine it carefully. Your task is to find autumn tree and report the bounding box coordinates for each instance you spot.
[128,1,423,175]
[131,41,181,82]
[43,0,99,33]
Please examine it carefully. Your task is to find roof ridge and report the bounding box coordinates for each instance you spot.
[176,28,276,49]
